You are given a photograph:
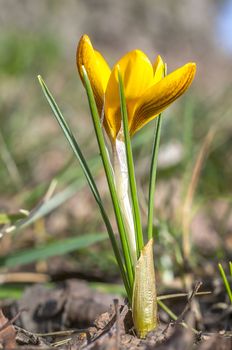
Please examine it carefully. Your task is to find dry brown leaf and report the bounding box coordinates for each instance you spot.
[0,309,17,349]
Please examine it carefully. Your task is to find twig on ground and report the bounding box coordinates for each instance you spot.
[0,308,27,333]
[175,281,202,323]
[114,299,120,350]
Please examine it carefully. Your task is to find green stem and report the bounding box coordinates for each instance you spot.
[118,69,144,255]
[147,64,167,241]
[147,114,162,240]
[82,66,134,295]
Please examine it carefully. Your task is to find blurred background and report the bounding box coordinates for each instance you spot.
[0,0,232,299]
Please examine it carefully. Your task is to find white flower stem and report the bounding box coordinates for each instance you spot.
[112,138,137,266]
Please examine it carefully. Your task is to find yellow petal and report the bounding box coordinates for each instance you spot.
[76,35,111,115]
[105,50,154,140]
[130,62,196,135]
[94,50,111,92]
[153,55,165,84]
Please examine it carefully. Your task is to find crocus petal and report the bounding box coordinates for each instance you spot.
[153,55,165,84]
[105,50,154,140]
[130,62,196,135]
[76,35,111,115]
[94,50,111,92]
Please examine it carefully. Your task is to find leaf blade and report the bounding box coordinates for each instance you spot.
[1,233,107,267]
[37,75,130,298]
[81,67,134,298]
[118,69,144,254]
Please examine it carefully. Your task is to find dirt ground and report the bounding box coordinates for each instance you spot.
[0,275,231,350]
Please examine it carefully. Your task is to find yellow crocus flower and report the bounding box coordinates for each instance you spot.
[76,34,196,141]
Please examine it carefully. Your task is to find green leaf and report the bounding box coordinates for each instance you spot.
[37,75,131,300]
[81,67,134,299]
[147,63,166,241]
[0,213,27,225]
[37,76,101,206]
[0,156,102,236]
[1,233,107,267]
[0,180,85,237]
[158,300,199,335]
[147,114,162,240]
[218,263,232,304]
[118,69,144,254]
[90,282,126,296]
[0,286,24,299]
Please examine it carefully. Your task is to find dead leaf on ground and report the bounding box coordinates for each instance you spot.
[0,309,16,349]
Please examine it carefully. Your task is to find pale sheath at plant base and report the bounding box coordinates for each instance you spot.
[76,35,196,337]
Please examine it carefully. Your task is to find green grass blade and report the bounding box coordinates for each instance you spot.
[37,76,130,298]
[118,70,144,254]
[0,233,107,267]
[81,66,134,296]
[147,114,162,240]
[230,261,232,277]
[0,179,89,237]
[90,282,126,296]
[0,286,24,300]
[0,212,28,225]
[147,64,166,241]
[37,76,100,204]
[158,300,199,335]
[218,263,232,304]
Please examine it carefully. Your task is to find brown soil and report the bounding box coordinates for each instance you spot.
[0,277,232,349]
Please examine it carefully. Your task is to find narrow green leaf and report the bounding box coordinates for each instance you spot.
[0,286,24,300]
[0,156,101,236]
[37,75,130,299]
[118,69,144,254]
[0,180,85,237]
[82,66,134,298]
[0,213,27,225]
[158,300,199,335]
[37,76,101,205]
[90,282,126,296]
[147,64,166,241]
[147,114,162,240]
[1,233,107,267]
[218,263,232,304]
